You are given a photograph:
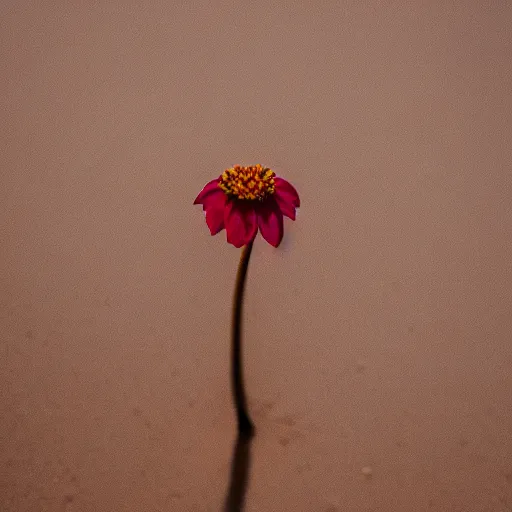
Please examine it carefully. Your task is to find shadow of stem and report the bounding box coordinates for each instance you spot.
[223,432,254,512]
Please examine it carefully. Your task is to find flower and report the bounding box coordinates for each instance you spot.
[194,164,300,248]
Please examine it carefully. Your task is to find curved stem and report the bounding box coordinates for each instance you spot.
[231,240,255,437]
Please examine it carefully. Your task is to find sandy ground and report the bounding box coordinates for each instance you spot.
[1,2,512,511]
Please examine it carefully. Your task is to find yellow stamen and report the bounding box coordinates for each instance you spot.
[218,164,276,201]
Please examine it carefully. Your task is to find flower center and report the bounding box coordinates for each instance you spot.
[218,164,276,201]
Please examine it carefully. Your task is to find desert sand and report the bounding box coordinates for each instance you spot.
[2,2,512,511]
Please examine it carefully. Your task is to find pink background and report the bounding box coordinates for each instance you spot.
[2,2,512,511]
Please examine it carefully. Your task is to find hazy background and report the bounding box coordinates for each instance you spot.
[1,1,512,511]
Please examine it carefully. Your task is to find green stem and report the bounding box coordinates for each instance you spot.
[231,240,255,437]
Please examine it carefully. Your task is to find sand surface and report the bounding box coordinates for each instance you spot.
[2,2,512,511]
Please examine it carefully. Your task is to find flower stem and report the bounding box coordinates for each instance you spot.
[231,240,255,437]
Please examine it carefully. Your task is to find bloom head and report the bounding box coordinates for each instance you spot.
[194,164,300,248]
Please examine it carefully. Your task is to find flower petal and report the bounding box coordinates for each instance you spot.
[275,177,300,207]
[257,198,284,248]
[204,192,227,235]
[274,193,296,220]
[193,178,221,205]
[224,201,258,248]
[200,188,226,212]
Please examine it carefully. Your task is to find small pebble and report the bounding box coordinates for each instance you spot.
[361,466,373,478]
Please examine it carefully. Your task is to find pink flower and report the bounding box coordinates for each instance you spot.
[194,164,300,248]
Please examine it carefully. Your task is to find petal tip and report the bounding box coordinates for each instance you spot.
[257,199,284,248]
